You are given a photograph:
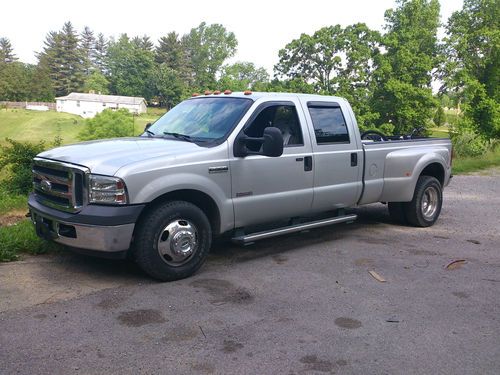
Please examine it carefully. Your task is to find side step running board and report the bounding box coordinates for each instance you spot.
[231,214,357,245]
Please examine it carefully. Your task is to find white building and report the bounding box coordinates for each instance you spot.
[56,93,147,118]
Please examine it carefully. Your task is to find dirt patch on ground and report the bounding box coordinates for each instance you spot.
[0,209,27,227]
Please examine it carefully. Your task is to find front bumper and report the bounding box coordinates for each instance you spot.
[28,194,145,253]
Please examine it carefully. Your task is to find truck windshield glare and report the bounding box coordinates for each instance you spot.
[147,97,252,142]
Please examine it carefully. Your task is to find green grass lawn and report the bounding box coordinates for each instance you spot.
[0,108,165,145]
[0,109,85,145]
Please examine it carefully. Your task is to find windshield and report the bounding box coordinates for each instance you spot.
[146,97,253,143]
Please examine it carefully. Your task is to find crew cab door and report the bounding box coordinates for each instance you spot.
[300,99,363,211]
[230,100,314,227]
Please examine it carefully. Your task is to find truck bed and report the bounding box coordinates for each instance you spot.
[359,137,452,204]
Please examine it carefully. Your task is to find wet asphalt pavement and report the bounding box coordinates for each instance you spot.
[1,171,499,374]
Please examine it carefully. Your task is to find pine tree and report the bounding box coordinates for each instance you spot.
[93,33,108,75]
[80,26,95,76]
[132,35,154,51]
[37,22,85,96]
[0,37,17,63]
[155,32,192,86]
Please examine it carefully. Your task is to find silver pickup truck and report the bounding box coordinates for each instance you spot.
[29,92,452,280]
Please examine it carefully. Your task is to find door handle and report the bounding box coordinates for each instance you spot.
[304,156,313,171]
[350,153,358,167]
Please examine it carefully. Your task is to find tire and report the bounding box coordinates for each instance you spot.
[388,202,408,225]
[404,176,442,227]
[133,201,212,281]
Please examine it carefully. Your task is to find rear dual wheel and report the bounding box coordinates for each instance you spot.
[389,176,442,227]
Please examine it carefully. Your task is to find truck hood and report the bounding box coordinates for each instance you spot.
[37,137,205,175]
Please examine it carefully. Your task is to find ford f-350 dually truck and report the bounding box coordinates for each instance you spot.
[29,92,452,280]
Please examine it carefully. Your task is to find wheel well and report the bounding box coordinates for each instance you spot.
[137,189,221,235]
[420,163,444,186]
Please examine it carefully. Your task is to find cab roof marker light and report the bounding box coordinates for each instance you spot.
[244,90,252,95]
[224,90,232,95]
[213,90,221,95]
[204,90,212,95]
[192,93,200,97]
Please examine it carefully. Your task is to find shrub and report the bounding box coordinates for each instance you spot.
[451,129,488,157]
[78,109,134,141]
[433,106,445,127]
[0,138,45,194]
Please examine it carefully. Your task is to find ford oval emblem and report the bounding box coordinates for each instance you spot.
[41,179,52,192]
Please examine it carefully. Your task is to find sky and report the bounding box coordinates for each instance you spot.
[1,0,463,75]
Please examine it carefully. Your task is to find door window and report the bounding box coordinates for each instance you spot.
[245,105,303,150]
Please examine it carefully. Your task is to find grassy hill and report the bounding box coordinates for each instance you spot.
[0,108,164,146]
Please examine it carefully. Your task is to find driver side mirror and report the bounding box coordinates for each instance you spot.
[234,127,284,157]
[144,123,152,131]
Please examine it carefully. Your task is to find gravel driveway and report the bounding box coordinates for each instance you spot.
[1,171,499,374]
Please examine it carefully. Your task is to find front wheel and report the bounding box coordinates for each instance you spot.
[133,201,212,281]
[404,176,442,227]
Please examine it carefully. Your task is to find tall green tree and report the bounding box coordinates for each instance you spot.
[0,63,53,101]
[80,26,95,76]
[0,62,30,100]
[443,0,500,138]
[132,35,154,52]
[155,32,192,86]
[107,34,155,99]
[218,62,269,91]
[83,70,110,94]
[372,0,440,134]
[182,22,237,89]
[0,37,17,63]
[153,64,187,109]
[275,23,380,129]
[93,33,108,74]
[37,22,85,96]
[275,25,344,93]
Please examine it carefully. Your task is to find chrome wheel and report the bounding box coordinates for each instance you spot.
[157,220,198,266]
[421,186,438,220]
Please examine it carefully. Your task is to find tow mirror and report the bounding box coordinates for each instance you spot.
[261,127,284,157]
[234,127,284,157]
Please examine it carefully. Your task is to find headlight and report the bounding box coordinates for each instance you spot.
[88,174,128,205]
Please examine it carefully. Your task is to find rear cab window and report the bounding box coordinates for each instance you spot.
[307,103,350,144]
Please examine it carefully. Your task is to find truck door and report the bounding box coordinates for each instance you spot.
[230,100,314,227]
[301,100,363,211]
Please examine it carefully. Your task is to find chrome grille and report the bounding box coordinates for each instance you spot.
[32,158,89,212]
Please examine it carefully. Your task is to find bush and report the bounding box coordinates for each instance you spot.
[433,106,445,127]
[451,129,488,157]
[0,138,46,194]
[78,109,134,141]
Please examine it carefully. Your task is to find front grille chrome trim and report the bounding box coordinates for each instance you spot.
[32,157,90,213]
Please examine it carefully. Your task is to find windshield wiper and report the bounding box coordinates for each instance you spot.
[163,132,194,142]
[145,129,155,137]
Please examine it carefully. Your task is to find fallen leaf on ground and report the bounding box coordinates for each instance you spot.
[368,270,386,282]
[445,259,466,270]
